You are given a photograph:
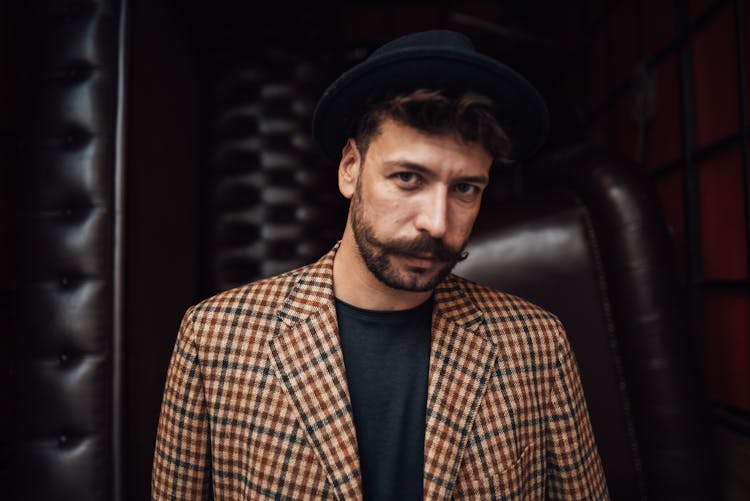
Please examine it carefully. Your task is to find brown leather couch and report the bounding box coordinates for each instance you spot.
[456,148,716,500]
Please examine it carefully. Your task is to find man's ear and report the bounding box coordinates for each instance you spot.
[338,138,361,200]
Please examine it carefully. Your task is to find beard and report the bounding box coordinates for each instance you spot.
[349,183,468,292]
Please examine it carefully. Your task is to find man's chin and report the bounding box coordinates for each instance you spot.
[382,260,452,292]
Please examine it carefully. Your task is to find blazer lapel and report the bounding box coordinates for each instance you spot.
[267,248,362,501]
[423,277,499,500]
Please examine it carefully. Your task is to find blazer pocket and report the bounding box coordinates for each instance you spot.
[492,443,533,498]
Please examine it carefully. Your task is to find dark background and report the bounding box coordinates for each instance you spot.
[1,0,748,499]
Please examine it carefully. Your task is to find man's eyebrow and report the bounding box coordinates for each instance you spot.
[385,160,489,185]
[384,160,431,173]
[454,173,490,185]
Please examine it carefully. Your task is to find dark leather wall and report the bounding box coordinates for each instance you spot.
[200,50,346,293]
[11,1,125,499]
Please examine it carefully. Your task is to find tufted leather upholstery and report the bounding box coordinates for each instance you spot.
[11,1,125,499]
[456,149,714,500]
[201,50,346,294]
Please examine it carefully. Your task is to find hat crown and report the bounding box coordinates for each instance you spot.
[370,30,475,58]
[312,30,548,162]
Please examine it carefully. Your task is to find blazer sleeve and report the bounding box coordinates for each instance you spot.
[152,308,212,499]
[545,321,610,500]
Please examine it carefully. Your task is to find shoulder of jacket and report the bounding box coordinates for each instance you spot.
[448,275,570,372]
[181,264,313,344]
[196,264,307,311]
[448,274,564,334]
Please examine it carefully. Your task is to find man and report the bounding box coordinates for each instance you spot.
[153,30,609,500]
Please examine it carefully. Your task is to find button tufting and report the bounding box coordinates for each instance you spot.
[18,0,122,496]
[205,55,345,292]
[57,126,93,150]
[49,62,96,83]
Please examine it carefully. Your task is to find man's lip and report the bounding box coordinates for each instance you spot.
[402,253,441,266]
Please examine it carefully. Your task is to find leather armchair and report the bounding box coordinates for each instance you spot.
[456,149,715,500]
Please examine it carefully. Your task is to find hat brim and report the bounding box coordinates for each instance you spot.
[312,47,549,163]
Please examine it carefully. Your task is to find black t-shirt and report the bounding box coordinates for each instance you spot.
[335,297,433,501]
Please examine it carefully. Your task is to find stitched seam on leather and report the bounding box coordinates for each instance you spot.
[570,190,647,495]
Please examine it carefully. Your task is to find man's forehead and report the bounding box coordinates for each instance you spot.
[369,119,493,160]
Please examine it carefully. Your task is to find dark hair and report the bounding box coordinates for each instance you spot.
[354,89,513,164]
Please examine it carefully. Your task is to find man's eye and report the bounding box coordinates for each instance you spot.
[454,183,479,195]
[396,172,419,184]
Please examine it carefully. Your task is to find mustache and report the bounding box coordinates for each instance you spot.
[375,233,469,263]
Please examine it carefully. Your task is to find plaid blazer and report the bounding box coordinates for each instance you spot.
[153,245,609,500]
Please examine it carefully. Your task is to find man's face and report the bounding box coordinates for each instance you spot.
[341,118,492,292]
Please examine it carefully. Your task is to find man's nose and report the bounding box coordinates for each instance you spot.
[414,188,448,239]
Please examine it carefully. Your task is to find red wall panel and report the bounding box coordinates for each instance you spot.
[647,55,682,167]
[612,0,638,86]
[643,0,676,57]
[692,5,740,149]
[612,94,638,159]
[591,21,611,108]
[453,2,504,24]
[698,147,748,279]
[704,291,750,411]
[691,0,718,19]
[657,171,688,280]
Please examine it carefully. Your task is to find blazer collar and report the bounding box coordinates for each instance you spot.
[424,275,498,499]
[269,244,498,500]
[268,243,362,500]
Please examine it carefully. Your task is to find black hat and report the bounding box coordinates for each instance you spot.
[312,30,549,163]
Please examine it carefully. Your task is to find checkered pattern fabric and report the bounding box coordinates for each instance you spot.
[153,245,609,500]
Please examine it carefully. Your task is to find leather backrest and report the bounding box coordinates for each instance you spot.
[455,149,714,499]
[456,192,643,499]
